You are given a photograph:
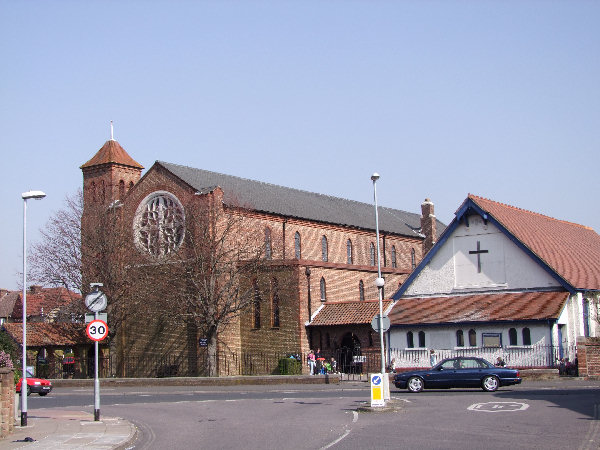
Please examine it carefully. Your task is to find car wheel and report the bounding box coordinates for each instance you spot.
[26,385,31,396]
[482,375,499,392]
[39,392,48,396]
[407,376,424,393]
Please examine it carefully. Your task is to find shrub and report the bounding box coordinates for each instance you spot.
[278,357,302,375]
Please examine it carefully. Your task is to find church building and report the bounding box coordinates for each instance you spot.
[387,194,600,369]
[80,137,442,376]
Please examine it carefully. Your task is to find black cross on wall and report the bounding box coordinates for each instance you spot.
[469,241,489,273]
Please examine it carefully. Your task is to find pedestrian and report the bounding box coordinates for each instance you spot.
[495,356,506,367]
[307,350,316,375]
[429,349,436,367]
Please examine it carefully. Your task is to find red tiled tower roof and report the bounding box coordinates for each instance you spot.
[80,140,143,169]
[469,195,600,290]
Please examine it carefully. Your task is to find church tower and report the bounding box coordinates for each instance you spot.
[80,138,144,210]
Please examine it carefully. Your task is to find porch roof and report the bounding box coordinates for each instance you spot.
[388,290,569,326]
[308,300,393,326]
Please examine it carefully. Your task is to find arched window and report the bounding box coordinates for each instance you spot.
[468,329,477,347]
[418,331,426,348]
[320,277,327,302]
[370,242,375,266]
[522,327,531,346]
[100,179,106,202]
[294,232,301,259]
[456,330,464,347]
[128,181,134,191]
[271,278,280,328]
[253,280,261,329]
[119,180,125,199]
[391,246,397,268]
[509,328,518,346]
[91,181,96,202]
[411,248,416,269]
[347,239,353,264]
[321,236,328,262]
[265,228,272,260]
[407,331,414,348]
[359,280,365,301]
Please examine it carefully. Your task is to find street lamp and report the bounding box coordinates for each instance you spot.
[370,174,386,379]
[21,190,46,426]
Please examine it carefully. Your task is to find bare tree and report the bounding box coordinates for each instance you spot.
[28,190,83,293]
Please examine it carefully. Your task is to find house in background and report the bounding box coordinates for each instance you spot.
[0,286,90,378]
[387,194,600,369]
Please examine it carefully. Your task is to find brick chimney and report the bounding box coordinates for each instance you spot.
[29,285,43,294]
[421,198,436,255]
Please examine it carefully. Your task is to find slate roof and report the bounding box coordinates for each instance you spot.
[468,195,600,290]
[158,161,444,238]
[2,322,89,347]
[80,139,144,169]
[388,291,568,326]
[308,300,393,326]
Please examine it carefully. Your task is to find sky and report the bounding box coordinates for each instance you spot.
[1,1,598,291]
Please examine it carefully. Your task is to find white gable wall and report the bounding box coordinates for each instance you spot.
[404,214,561,296]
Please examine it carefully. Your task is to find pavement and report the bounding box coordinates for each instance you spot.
[1,410,136,449]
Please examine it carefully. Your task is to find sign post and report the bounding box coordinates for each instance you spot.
[85,284,108,422]
[370,373,385,407]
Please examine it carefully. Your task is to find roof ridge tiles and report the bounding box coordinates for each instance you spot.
[468,194,593,231]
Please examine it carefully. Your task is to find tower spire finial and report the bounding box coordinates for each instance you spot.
[110,120,114,141]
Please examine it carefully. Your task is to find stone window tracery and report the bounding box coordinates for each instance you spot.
[133,191,185,258]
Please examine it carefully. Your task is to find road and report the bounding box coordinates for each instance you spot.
[25,379,600,449]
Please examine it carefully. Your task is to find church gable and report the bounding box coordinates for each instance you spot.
[401,213,560,297]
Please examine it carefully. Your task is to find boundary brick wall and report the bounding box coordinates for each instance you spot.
[577,336,600,378]
[0,368,14,438]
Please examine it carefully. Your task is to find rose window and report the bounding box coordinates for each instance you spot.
[134,191,185,258]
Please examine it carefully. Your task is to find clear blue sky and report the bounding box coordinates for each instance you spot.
[1,1,598,290]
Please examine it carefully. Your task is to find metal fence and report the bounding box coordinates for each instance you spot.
[27,343,576,379]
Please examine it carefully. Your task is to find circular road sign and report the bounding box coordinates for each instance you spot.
[371,314,391,332]
[86,319,108,342]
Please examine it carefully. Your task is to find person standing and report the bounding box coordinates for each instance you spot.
[307,350,316,375]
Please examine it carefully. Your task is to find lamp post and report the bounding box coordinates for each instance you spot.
[370,174,386,378]
[21,190,46,426]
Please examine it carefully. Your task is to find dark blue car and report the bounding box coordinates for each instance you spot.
[394,357,521,393]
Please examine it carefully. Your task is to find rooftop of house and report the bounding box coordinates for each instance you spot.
[388,290,568,325]
[468,194,600,291]
[2,322,89,347]
[3,286,82,319]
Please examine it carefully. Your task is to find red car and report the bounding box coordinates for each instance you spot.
[16,371,52,396]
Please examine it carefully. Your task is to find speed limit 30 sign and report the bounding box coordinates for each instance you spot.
[86,319,108,341]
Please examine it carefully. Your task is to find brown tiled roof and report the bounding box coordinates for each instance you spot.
[308,300,393,326]
[388,291,568,325]
[80,139,143,169]
[0,291,19,318]
[469,195,600,290]
[2,322,90,347]
[11,287,81,319]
